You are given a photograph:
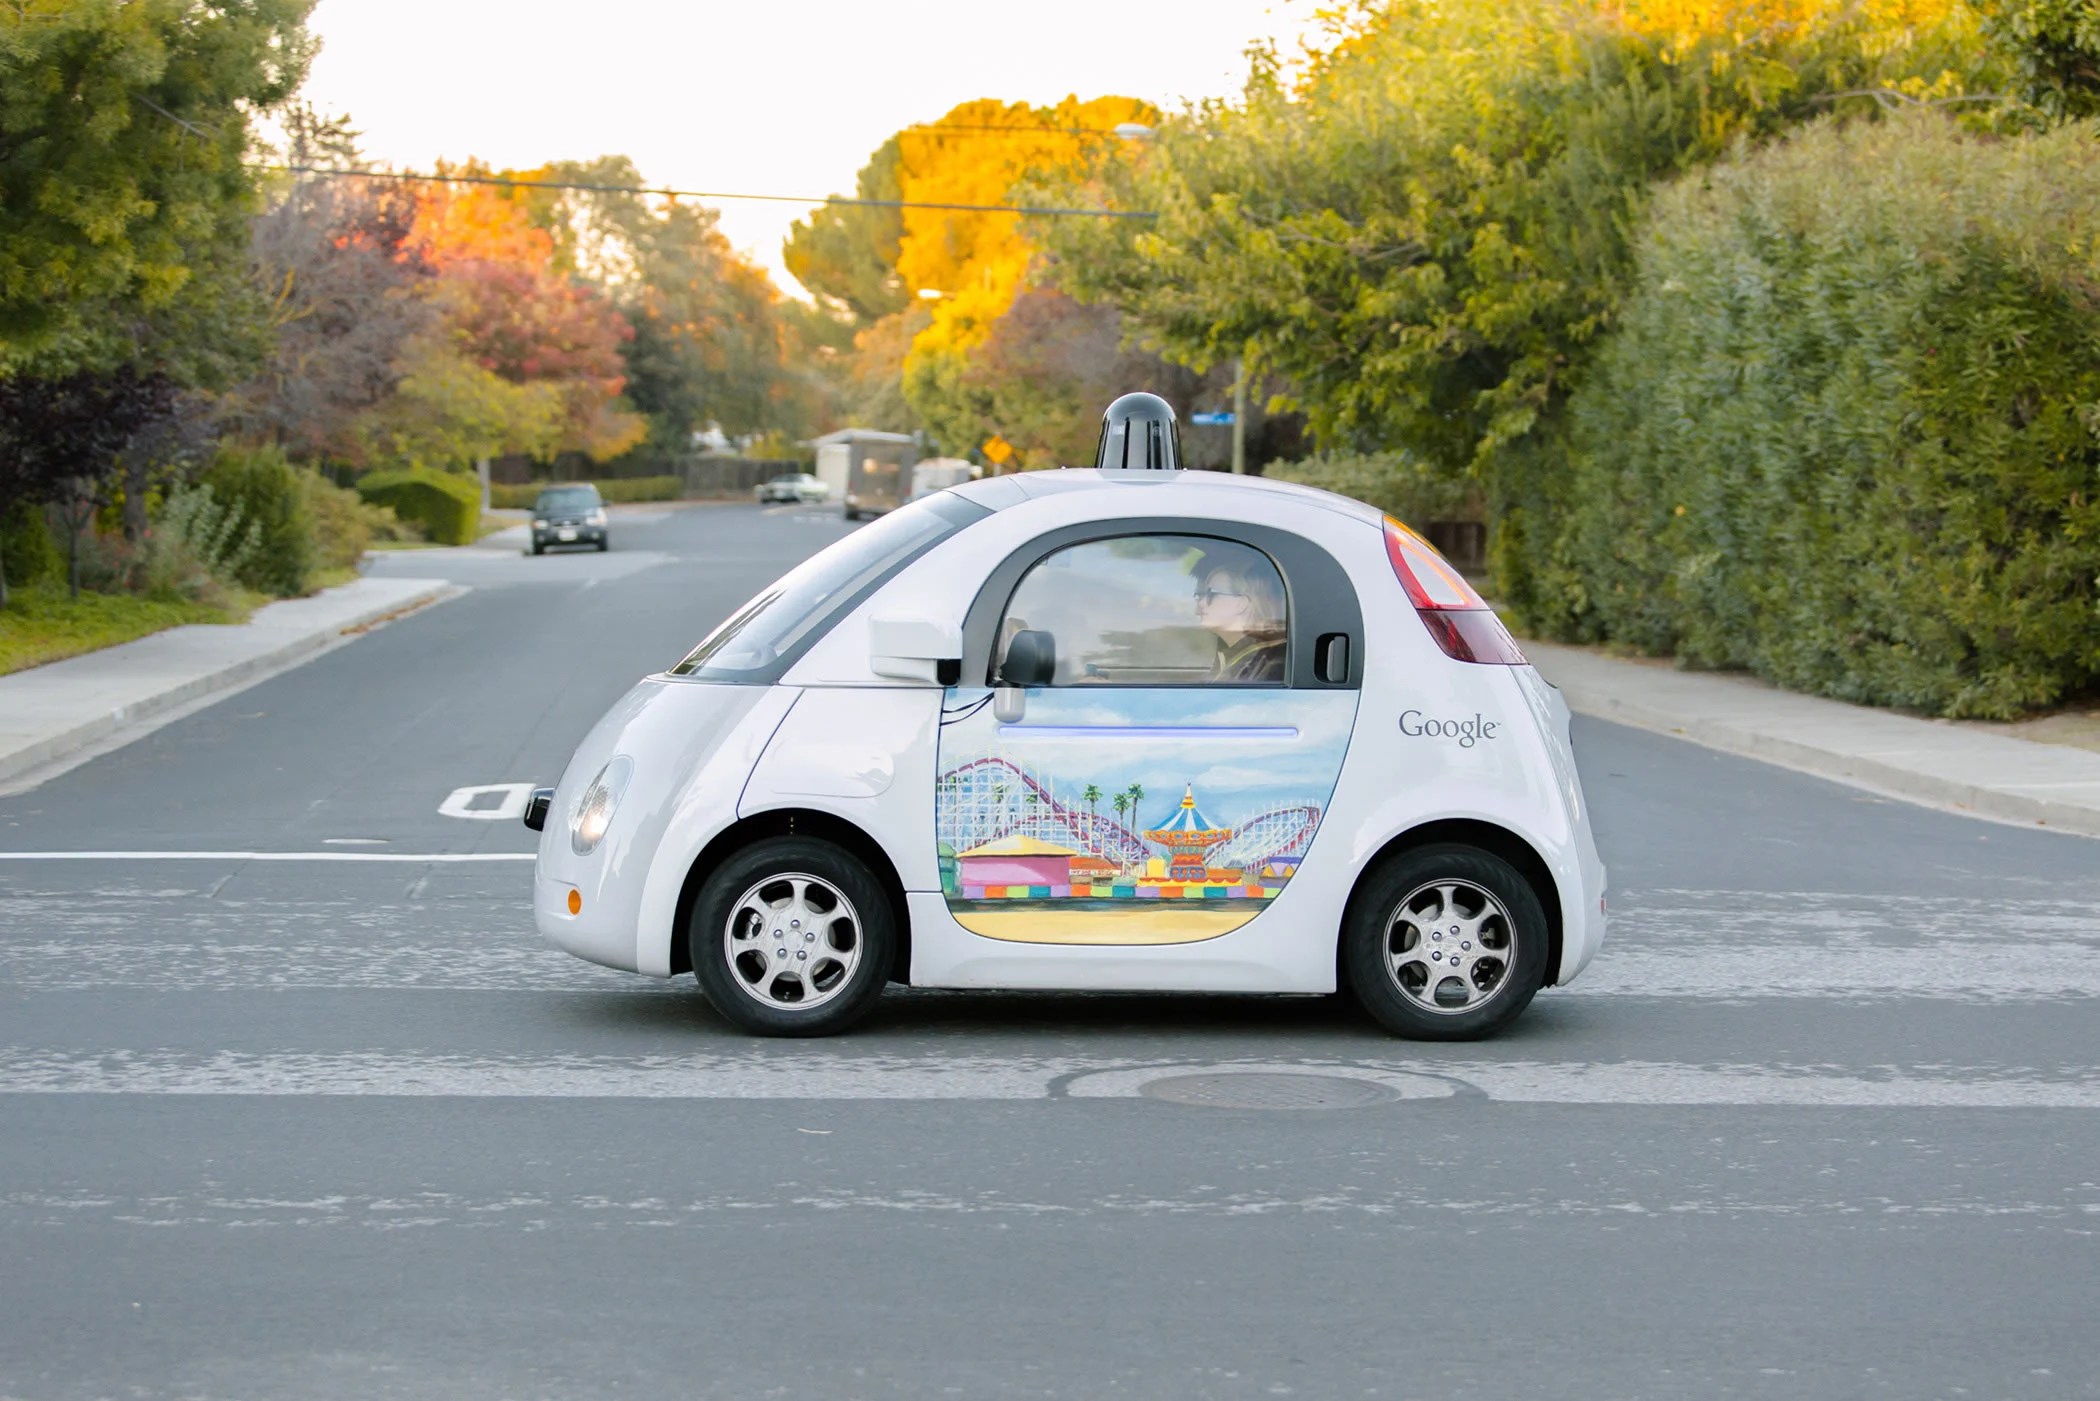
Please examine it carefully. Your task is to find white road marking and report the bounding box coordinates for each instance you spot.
[0,1050,2095,1107]
[0,851,533,862]
[5,1185,2091,1227]
[437,783,535,821]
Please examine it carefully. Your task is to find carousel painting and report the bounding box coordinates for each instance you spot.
[935,686,1359,944]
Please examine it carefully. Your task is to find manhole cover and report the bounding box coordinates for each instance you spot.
[1138,1072,1400,1110]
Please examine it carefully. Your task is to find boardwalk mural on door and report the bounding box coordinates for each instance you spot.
[936,687,1359,944]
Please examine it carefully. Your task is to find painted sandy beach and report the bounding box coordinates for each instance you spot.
[950,902,1260,944]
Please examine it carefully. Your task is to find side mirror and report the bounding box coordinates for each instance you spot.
[993,630,1054,722]
[998,630,1056,687]
[869,613,962,684]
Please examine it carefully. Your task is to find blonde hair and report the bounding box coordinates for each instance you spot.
[1201,556,1285,632]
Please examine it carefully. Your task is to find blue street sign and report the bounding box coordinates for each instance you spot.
[1189,411,1235,426]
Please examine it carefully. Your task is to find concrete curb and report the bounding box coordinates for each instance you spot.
[0,578,456,789]
[1547,671,2100,840]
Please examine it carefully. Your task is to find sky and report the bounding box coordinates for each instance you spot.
[296,0,1330,299]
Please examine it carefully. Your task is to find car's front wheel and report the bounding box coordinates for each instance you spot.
[689,837,895,1036]
[1342,843,1548,1040]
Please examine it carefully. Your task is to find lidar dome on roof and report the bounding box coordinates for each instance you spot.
[1094,391,1183,471]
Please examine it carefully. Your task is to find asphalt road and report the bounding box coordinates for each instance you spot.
[2,503,2096,1401]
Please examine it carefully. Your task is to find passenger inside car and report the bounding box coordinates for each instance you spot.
[1196,554,1287,683]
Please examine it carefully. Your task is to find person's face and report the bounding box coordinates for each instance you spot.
[1195,569,1255,637]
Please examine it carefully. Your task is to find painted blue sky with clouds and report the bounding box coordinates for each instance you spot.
[939,688,1359,831]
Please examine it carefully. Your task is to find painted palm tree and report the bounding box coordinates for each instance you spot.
[1082,784,1102,853]
[1125,782,1146,824]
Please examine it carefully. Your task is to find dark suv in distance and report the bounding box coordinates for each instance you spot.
[530,484,609,555]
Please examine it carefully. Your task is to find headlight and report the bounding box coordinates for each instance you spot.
[533,518,548,528]
[569,755,634,856]
[587,509,607,526]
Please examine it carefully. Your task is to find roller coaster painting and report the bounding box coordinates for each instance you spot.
[934,688,1355,943]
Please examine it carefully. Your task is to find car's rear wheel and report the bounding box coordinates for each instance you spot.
[1343,843,1548,1040]
[689,837,895,1036]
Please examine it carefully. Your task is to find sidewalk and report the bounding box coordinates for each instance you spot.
[1526,640,2100,839]
[0,575,454,789]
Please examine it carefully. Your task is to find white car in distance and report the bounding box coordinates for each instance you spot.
[755,473,830,505]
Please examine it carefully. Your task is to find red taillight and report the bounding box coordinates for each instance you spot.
[1383,516,1526,665]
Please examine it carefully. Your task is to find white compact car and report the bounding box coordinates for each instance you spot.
[755,473,829,504]
[528,395,1606,1039]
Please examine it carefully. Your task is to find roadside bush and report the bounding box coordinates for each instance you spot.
[1542,112,2100,718]
[140,484,259,607]
[597,476,679,504]
[356,467,480,545]
[491,476,680,509]
[204,444,316,597]
[1,501,59,592]
[300,470,402,570]
[1263,453,1480,531]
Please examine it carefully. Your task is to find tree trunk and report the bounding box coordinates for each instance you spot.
[476,456,492,511]
[67,518,81,599]
[0,533,10,610]
[122,450,150,542]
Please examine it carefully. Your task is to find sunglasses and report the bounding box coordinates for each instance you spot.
[1194,588,1247,605]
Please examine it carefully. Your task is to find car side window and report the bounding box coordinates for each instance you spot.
[994,535,1288,687]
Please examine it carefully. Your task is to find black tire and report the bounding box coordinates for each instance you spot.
[529,538,543,556]
[842,505,859,522]
[597,538,609,552]
[1342,843,1548,1040]
[689,837,896,1037]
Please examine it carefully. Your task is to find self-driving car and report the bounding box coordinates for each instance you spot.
[529,483,609,554]
[527,393,1606,1038]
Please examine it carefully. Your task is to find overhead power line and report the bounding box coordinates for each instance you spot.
[258,164,1157,220]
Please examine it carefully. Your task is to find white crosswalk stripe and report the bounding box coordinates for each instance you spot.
[1,1049,2097,1106]
[3,887,2097,998]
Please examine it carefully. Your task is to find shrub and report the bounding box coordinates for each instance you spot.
[300,470,399,570]
[1543,112,2100,719]
[492,476,680,509]
[1,500,59,593]
[1263,453,1481,531]
[140,484,258,607]
[205,443,316,596]
[356,467,480,545]
[597,476,679,504]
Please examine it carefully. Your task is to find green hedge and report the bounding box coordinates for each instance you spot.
[1532,113,2100,719]
[1263,452,1481,531]
[491,476,681,509]
[204,443,316,597]
[357,468,481,546]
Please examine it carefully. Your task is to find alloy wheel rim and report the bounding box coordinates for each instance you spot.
[1382,877,1517,1015]
[723,872,863,1011]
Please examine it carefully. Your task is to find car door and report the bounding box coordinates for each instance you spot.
[935,521,1362,946]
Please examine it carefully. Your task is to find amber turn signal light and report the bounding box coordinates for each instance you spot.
[566,888,582,916]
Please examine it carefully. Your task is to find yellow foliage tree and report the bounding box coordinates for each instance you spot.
[894,95,1157,449]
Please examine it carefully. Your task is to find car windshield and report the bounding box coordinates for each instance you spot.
[537,488,598,513]
[671,494,988,682]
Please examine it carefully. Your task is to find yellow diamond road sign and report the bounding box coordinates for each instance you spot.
[982,435,1014,466]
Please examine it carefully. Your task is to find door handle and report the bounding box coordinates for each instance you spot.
[1316,632,1351,684]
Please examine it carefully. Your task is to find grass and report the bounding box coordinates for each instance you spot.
[0,581,251,677]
